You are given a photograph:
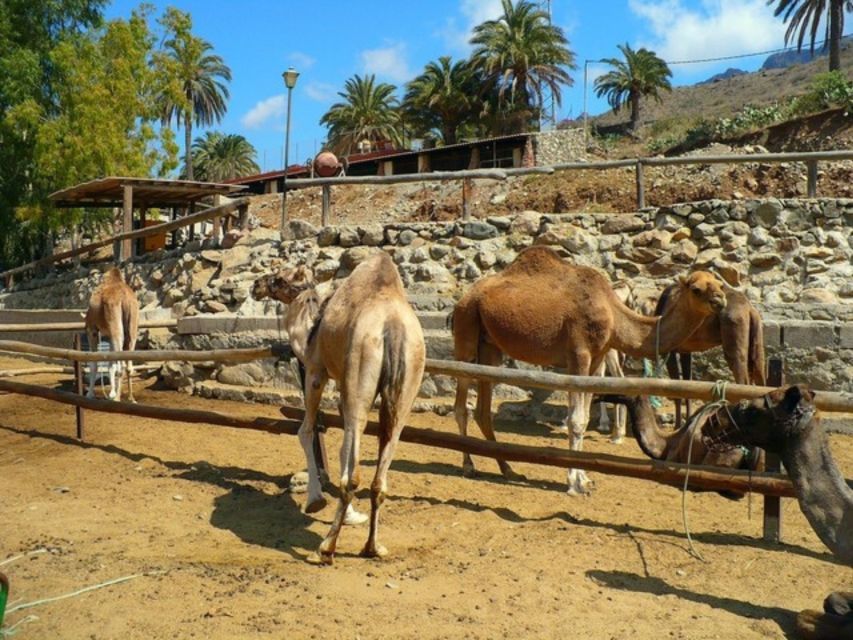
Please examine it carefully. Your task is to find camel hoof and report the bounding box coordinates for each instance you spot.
[462,464,477,478]
[344,508,368,526]
[306,551,333,566]
[304,496,328,514]
[360,543,388,559]
[609,436,624,445]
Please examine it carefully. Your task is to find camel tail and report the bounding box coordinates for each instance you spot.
[748,308,766,385]
[378,318,407,431]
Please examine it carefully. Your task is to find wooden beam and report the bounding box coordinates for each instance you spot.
[763,357,785,543]
[121,184,133,262]
[285,168,509,189]
[0,320,177,333]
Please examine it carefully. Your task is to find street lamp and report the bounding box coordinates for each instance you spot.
[280,67,300,238]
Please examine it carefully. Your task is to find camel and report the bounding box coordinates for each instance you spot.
[252,252,426,565]
[655,281,766,425]
[451,245,727,494]
[602,394,765,499]
[84,267,139,402]
[728,384,853,640]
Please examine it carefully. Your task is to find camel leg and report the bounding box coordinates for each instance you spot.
[721,321,750,385]
[565,351,595,495]
[605,350,626,444]
[474,344,522,481]
[594,359,611,434]
[86,329,98,398]
[682,353,692,419]
[454,377,476,476]
[666,352,683,428]
[299,369,328,515]
[125,310,138,404]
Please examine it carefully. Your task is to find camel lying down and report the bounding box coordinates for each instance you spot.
[253,253,425,564]
[600,394,765,500]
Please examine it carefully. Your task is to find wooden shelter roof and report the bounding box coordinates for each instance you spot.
[49,177,247,208]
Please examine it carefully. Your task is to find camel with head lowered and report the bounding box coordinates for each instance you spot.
[451,245,727,495]
[727,384,853,639]
[84,267,139,402]
[655,282,765,425]
[252,252,426,565]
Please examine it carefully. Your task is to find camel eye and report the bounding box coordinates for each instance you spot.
[691,286,701,295]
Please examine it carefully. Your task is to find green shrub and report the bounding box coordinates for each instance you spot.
[790,71,853,116]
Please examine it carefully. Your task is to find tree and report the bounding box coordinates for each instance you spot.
[183,132,260,182]
[469,0,576,132]
[154,8,231,181]
[594,43,672,134]
[403,56,479,145]
[768,0,853,71]
[320,74,402,156]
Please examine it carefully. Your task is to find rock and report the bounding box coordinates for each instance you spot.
[398,229,418,246]
[490,193,507,205]
[799,288,837,304]
[204,300,228,313]
[284,219,319,240]
[687,213,705,227]
[340,246,374,271]
[430,245,451,260]
[752,200,783,228]
[314,259,339,282]
[163,288,184,307]
[601,215,645,234]
[615,245,662,264]
[317,226,340,247]
[749,252,782,268]
[161,361,195,391]
[749,228,769,246]
[671,227,691,241]
[359,224,385,246]
[217,362,271,387]
[338,227,360,247]
[409,247,429,264]
[535,225,597,254]
[632,229,671,249]
[476,250,497,269]
[694,248,722,267]
[671,239,698,263]
[463,221,499,240]
[486,216,511,230]
[200,250,223,264]
[414,263,451,284]
[510,211,542,236]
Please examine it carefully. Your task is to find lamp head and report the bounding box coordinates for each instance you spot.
[283,67,299,89]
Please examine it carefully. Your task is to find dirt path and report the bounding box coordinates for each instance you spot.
[1,361,850,639]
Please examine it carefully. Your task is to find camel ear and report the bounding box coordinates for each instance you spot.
[781,385,810,412]
[677,273,689,286]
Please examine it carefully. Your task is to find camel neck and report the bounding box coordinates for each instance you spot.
[625,397,668,459]
[611,293,707,359]
[283,289,322,363]
[782,426,853,564]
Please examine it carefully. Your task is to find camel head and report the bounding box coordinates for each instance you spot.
[727,384,818,455]
[675,271,727,316]
[252,265,315,304]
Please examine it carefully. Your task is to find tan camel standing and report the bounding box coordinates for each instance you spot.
[84,267,139,402]
[655,282,765,424]
[252,252,426,564]
[451,245,726,494]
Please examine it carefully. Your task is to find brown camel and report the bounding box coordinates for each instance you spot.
[252,252,426,564]
[655,282,766,425]
[602,394,765,499]
[451,245,727,494]
[84,267,139,402]
[729,384,853,639]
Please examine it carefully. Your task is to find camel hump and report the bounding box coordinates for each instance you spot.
[105,267,124,283]
[507,245,566,274]
[349,251,403,294]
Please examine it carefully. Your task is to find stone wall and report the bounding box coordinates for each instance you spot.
[532,128,586,166]
[2,197,851,404]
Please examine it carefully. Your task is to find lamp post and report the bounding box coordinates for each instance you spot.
[280,67,300,238]
[582,59,607,150]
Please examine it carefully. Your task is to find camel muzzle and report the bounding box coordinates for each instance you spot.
[711,296,726,311]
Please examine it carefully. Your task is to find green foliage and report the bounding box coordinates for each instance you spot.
[469,0,576,132]
[182,131,260,182]
[790,70,853,114]
[153,8,231,181]
[768,0,852,71]
[320,74,402,156]
[595,43,672,132]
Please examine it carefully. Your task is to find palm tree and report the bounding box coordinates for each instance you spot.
[403,56,479,145]
[320,74,402,156]
[182,132,260,182]
[469,0,576,132]
[594,43,672,134]
[156,10,231,181]
[768,0,853,71]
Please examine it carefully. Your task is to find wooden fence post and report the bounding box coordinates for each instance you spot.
[73,333,86,441]
[321,185,331,227]
[807,160,818,198]
[462,177,472,221]
[763,356,785,542]
[635,160,646,210]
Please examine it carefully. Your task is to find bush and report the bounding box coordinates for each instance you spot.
[790,71,853,116]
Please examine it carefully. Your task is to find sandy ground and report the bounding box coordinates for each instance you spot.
[1,358,851,640]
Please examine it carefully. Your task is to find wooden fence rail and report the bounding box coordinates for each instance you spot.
[0,319,178,333]
[0,337,851,413]
[0,376,799,498]
[0,197,251,282]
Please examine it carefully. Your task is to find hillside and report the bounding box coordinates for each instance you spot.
[592,43,853,130]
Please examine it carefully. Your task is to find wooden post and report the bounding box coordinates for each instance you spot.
[73,333,86,441]
[137,206,147,257]
[321,185,331,227]
[462,177,472,221]
[238,203,249,230]
[763,356,784,543]
[212,194,223,245]
[635,160,645,210]
[806,160,818,198]
[121,184,133,262]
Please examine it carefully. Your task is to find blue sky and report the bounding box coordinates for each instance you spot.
[105,0,801,173]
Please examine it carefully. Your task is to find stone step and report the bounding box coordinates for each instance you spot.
[417,310,452,331]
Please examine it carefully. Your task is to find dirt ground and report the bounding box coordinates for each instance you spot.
[1,358,851,640]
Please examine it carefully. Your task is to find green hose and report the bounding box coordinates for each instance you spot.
[0,572,9,630]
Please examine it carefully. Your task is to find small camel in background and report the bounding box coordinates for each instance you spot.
[84,267,139,402]
[253,252,426,564]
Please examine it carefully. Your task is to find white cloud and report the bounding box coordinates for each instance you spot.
[304,81,337,102]
[629,0,787,72]
[241,95,285,130]
[288,51,316,69]
[360,42,412,83]
[438,0,503,52]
